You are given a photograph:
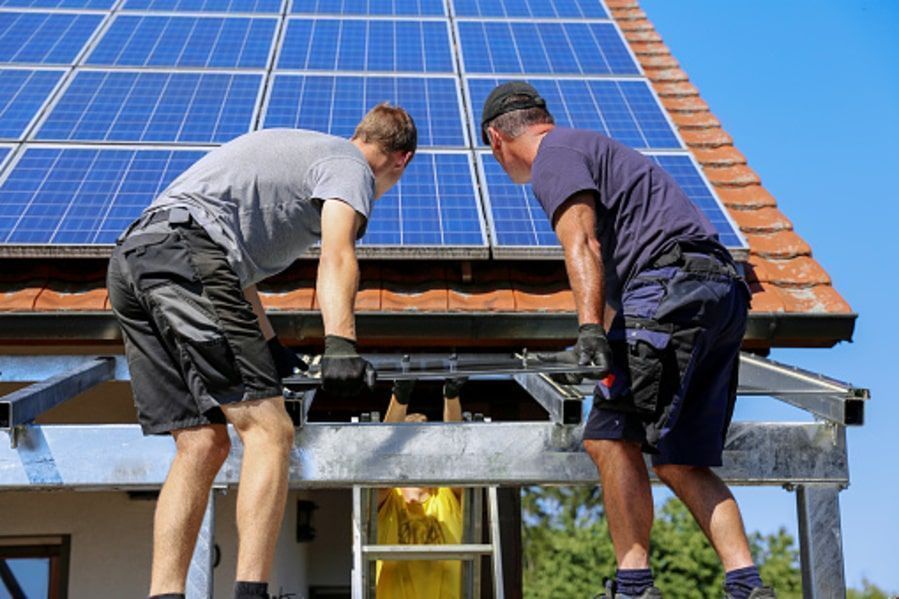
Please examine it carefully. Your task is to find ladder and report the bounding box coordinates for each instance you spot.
[351,486,505,599]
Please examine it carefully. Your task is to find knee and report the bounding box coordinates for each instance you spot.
[237,406,295,453]
[583,439,640,470]
[175,426,231,468]
[653,463,699,487]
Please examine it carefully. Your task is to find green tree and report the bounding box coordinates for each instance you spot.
[847,579,894,599]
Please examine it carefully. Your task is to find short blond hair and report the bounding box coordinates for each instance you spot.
[352,102,417,157]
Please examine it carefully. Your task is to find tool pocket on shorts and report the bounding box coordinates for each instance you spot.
[623,316,672,415]
[121,232,197,291]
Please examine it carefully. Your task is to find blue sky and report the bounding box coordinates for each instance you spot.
[639,0,899,591]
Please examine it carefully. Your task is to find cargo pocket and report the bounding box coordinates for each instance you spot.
[121,231,197,291]
[623,317,672,415]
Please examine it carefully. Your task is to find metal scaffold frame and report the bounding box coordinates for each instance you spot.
[0,352,869,599]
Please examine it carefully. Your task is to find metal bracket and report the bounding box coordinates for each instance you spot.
[512,372,583,424]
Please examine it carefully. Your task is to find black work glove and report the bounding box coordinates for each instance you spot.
[443,377,467,400]
[392,379,416,405]
[267,337,308,379]
[321,335,375,396]
[537,324,612,385]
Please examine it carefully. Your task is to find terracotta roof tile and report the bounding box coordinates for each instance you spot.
[729,207,793,233]
[778,286,852,314]
[704,164,762,186]
[447,263,516,312]
[636,53,679,69]
[746,283,788,313]
[691,146,747,167]
[642,67,690,82]
[669,111,721,130]
[510,265,576,312]
[763,257,832,287]
[715,185,778,209]
[259,263,316,311]
[680,128,734,148]
[618,18,655,33]
[606,0,640,11]
[623,29,663,44]
[745,230,812,259]
[651,81,700,97]
[628,41,670,57]
[380,264,449,312]
[660,95,710,113]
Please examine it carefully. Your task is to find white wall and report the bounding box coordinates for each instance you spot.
[0,489,353,598]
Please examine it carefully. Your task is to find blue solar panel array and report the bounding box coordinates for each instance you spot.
[36,71,261,143]
[457,21,637,75]
[0,12,103,65]
[0,146,205,243]
[278,19,454,72]
[0,69,64,140]
[87,16,277,68]
[468,78,680,149]
[263,75,465,147]
[452,0,608,18]
[362,153,484,248]
[293,0,444,16]
[0,0,746,255]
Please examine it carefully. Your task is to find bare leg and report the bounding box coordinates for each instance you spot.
[585,439,654,569]
[150,424,230,596]
[653,464,754,571]
[221,396,295,582]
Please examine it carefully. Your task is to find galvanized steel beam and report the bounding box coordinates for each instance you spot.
[0,421,847,489]
[796,484,847,599]
[512,372,583,424]
[186,491,216,599]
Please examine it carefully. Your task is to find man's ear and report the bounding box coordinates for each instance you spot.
[488,126,502,150]
[394,151,413,170]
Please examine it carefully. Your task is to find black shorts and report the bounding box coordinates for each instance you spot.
[107,217,282,435]
[584,253,750,467]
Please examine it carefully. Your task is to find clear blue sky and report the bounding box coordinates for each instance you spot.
[640,0,899,591]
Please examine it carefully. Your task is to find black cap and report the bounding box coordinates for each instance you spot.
[480,81,548,145]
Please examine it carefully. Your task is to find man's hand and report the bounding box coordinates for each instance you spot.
[267,337,308,379]
[538,324,612,384]
[321,335,374,396]
[443,377,467,400]
[392,379,416,405]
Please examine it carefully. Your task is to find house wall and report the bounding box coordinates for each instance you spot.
[0,488,353,598]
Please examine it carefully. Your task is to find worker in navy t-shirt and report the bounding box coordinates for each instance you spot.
[480,82,773,599]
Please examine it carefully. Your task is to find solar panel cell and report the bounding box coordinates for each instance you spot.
[452,0,607,18]
[0,146,205,243]
[292,0,444,16]
[263,75,465,146]
[457,21,637,75]
[36,71,261,143]
[87,15,277,68]
[0,0,114,8]
[278,18,454,72]
[122,0,281,12]
[0,12,102,65]
[468,78,680,150]
[362,153,485,247]
[0,69,64,140]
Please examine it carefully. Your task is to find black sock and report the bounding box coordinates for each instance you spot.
[234,580,269,599]
[148,595,185,599]
[725,565,763,599]
[616,568,654,595]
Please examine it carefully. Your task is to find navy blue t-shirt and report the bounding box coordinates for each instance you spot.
[531,127,722,304]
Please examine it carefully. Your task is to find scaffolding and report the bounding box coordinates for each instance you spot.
[0,352,868,599]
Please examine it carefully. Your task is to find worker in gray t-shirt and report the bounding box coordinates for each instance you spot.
[106,103,417,599]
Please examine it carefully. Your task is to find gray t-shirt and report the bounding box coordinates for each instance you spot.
[147,129,375,286]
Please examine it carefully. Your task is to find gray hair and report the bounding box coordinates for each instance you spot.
[488,101,554,141]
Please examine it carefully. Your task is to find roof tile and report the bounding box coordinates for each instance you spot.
[778,286,853,314]
[704,164,762,186]
[680,127,733,147]
[259,264,316,311]
[691,145,747,167]
[746,281,788,312]
[628,41,670,56]
[660,95,710,112]
[618,18,655,32]
[623,29,663,44]
[447,263,516,312]
[651,81,700,97]
[729,206,793,233]
[715,185,778,209]
[380,264,449,312]
[745,230,812,259]
[510,265,576,312]
[764,257,832,287]
[643,67,689,82]
[606,0,640,11]
[669,111,721,129]
[636,53,679,69]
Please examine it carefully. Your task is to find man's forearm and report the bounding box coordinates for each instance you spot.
[563,237,605,326]
[317,247,359,339]
[243,284,276,340]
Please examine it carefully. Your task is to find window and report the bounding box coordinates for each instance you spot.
[0,536,70,599]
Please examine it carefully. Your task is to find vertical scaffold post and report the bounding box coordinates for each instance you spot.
[186,490,217,599]
[796,483,847,599]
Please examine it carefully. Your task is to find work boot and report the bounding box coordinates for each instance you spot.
[595,579,663,599]
[725,587,777,599]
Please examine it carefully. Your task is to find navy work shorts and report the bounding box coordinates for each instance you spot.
[107,215,282,435]
[583,252,750,467]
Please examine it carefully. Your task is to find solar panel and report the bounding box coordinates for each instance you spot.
[122,0,281,12]
[86,15,277,68]
[278,18,454,72]
[361,152,486,253]
[0,145,11,169]
[468,78,681,150]
[0,12,103,65]
[0,145,205,244]
[647,153,744,248]
[452,0,607,19]
[262,74,466,147]
[35,70,261,143]
[292,0,444,16]
[0,69,64,140]
[477,152,746,256]
[457,21,637,75]
[0,0,114,8]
